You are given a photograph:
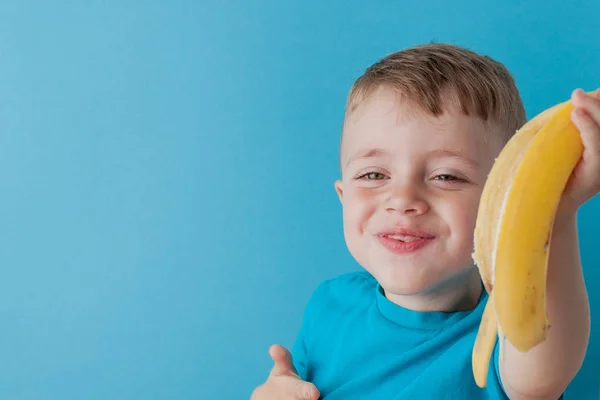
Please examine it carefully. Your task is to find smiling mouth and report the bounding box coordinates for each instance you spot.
[385,234,425,242]
[375,230,435,254]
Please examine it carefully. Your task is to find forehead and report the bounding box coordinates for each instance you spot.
[341,87,501,166]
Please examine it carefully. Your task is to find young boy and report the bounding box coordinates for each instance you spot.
[251,43,598,400]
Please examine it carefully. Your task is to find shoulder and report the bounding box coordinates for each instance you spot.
[310,270,377,303]
[301,270,377,318]
[318,269,377,291]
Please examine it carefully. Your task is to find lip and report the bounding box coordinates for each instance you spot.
[375,227,435,255]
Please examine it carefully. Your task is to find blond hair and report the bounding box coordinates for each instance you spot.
[344,43,527,143]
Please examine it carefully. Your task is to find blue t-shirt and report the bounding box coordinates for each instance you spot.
[291,270,556,399]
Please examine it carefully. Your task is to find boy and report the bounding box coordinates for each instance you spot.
[251,43,598,399]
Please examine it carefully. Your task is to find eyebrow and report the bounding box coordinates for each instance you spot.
[344,148,480,169]
[428,149,480,168]
[345,148,388,168]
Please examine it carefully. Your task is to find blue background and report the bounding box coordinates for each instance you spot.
[0,1,598,398]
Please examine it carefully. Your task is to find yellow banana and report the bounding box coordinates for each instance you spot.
[471,289,498,388]
[471,93,588,388]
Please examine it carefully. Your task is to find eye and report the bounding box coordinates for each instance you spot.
[357,172,388,180]
[434,174,459,181]
[432,173,468,184]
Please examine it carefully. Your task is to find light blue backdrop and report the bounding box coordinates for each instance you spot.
[0,1,597,399]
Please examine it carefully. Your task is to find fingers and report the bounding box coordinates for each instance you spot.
[295,380,320,400]
[251,378,319,400]
[268,344,298,377]
[263,344,320,399]
[571,89,600,156]
[570,88,600,201]
[571,88,600,127]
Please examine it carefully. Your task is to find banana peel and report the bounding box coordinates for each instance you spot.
[471,93,589,388]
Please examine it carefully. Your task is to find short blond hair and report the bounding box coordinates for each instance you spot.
[344,43,527,143]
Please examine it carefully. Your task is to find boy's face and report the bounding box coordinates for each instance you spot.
[335,86,503,307]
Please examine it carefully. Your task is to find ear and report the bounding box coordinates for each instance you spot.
[334,180,343,204]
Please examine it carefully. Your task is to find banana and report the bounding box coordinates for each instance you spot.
[471,94,587,388]
[471,289,498,388]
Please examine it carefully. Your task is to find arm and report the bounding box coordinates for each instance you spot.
[499,213,590,399]
[498,88,599,400]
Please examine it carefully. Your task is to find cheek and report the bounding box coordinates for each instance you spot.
[442,193,479,240]
[343,188,378,231]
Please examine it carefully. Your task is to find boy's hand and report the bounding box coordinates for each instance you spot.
[250,344,320,400]
[558,88,600,219]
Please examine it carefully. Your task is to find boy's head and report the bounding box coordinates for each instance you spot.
[334,44,527,310]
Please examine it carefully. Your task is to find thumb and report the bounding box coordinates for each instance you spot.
[268,344,298,377]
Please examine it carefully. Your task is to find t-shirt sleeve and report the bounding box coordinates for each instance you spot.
[291,322,308,380]
[290,280,330,381]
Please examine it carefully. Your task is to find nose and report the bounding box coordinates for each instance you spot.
[384,180,430,216]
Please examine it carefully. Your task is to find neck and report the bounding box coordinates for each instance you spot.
[384,266,484,312]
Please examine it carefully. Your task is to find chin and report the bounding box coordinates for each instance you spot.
[379,276,439,297]
[366,256,475,297]
[367,263,439,296]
